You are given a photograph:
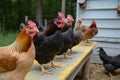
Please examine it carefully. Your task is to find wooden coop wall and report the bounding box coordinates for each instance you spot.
[76,0,120,63]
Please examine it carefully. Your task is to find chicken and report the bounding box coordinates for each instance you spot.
[98,47,120,78]
[32,20,46,31]
[72,18,83,47]
[33,12,65,74]
[57,14,74,59]
[80,19,98,42]
[19,20,45,32]
[0,20,39,80]
[19,22,25,32]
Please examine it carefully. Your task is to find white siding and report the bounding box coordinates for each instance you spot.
[76,0,120,63]
[81,0,118,9]
[79,10,120,19]
[76,0,120,42]
[82,19,120,29]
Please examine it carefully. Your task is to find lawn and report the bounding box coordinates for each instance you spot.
[0,32,18,46]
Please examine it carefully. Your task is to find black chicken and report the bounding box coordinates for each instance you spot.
[57,14,74,59]
[70,18,83,53]
[98,47,120,78]
[33,13,65,74]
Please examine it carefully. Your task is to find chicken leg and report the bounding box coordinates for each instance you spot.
[69,49,73,54]
[51,61,62,68]
[108,72,113,79]
[40,64,52,74]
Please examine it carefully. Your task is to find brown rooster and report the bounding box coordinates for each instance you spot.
[80,18,98,42]
[0,20,39,80]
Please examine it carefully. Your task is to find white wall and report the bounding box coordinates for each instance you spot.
[76,0,120,63]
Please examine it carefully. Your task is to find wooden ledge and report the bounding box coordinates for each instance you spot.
[25,41,97,80]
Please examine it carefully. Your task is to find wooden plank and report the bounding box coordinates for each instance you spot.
[117,6,120,14]
[84,0,118,9]
[95,28,120,38]
[92,37,120,43]
[59,42,97,80]
[80,19,120,29]
[79,10,120,19]
[94,42,120,50]
[118,0,120,6]
[25,42,97,80]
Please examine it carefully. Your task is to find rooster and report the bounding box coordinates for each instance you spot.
[33,12,65,74]
[0,20,39,80]
[56,13,74,59]
[80,19,98,42]
[98,47,120,78]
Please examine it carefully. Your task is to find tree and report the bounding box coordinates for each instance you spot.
[61,0,66,14]
[36,0,42,25]
[0,0,76,32]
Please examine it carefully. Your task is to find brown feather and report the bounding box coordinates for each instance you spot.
[0,26,32,73]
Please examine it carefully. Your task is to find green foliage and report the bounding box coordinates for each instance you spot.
[0,0,37,32]
[0,0,76,32]
[42,0,61,19]
[0,32,18,46]
[42,0,76,20]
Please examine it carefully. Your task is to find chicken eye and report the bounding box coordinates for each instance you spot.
[29,27,33,29]
[67,18,70,21]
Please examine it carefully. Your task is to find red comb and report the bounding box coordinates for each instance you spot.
[91,20,96,27]
[27,20,37,28]
[58,12,65,20]
[77,17,82,24]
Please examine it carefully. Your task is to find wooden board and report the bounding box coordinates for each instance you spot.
[25,41,97,80]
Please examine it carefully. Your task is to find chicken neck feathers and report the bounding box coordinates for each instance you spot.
[9,29,31,53]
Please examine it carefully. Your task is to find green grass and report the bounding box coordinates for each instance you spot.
[0,32,18,46]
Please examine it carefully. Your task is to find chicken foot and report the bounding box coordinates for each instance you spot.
[51,61,62,68]
[64,52,72,60]
[40,64,52,74]
[84,39,89,43]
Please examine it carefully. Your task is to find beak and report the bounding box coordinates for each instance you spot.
[36,29,39,32]
[35,28,39,32]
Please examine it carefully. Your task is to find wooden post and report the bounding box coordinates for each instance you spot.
[81,58,90,80]
[36,0,42,25]
[45,19,47,28]
[25,16,28,23]
[61,0,66,14]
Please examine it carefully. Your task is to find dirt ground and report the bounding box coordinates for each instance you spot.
[75,63,120,80]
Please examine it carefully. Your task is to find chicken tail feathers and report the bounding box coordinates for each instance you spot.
[97,47,109,62]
